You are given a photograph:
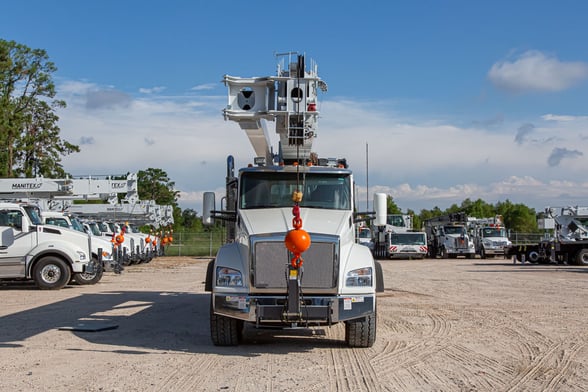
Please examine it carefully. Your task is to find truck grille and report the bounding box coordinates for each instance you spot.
[252,235,338,289]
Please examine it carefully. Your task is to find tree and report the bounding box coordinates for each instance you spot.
[137,168,182,226]
[137,168,180,205]
[386,195,402,214]
[495,200,538,233]
[0,39,78,177]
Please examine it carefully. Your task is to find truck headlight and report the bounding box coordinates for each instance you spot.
[346,267,372,287]
[216,267,243,287]
[77,251,88,261]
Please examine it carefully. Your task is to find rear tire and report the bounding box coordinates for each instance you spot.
[345,312,376,348]
[210,298,243,346]
[33,256,71,290]
[575,248,588,266]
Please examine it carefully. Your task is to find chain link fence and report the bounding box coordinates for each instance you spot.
[161,231,551,257]
[163,232,226,257]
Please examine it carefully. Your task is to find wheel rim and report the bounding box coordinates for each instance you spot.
[41,264,62,284]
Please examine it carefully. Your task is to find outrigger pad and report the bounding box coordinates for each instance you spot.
[58,321,119,332]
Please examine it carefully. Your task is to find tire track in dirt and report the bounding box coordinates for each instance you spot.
[370,309,453,389]
[155,355,218,391]
[329,347,384,392]
[505,340,587,392]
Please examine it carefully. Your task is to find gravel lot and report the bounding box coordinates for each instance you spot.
[1,256,587,391]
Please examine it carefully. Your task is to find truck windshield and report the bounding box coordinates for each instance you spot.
[70,218,86,233]
[482,227,507,237]
[240,172,351,210]
[444,225,465,235]
[88,223,103,236]
[390,233,426,245]
[23,205,42,225]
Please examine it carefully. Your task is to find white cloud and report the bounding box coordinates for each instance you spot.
[191,83,217,91]
[139,86,166,94]
[488,50,588,93]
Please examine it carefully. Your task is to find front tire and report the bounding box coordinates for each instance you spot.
[345,312,376,348]
[33,256,71,290]
[210,298,243,346]
[73,257,104,285]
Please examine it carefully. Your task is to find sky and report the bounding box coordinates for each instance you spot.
[2,1,588,214]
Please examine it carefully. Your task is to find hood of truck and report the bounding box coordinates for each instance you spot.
[239,208,351,236]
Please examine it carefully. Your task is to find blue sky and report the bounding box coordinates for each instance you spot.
[3,1,588,214]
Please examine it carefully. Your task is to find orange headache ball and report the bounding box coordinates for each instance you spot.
[284,229,311,254]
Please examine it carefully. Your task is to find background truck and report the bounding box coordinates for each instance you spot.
[41,211,122,279]
[203,53,384,347]
[371,213,415,258]
[424,212,475,258]
[0,202,95,289]
[508,206,588,265]
[468,216,512,259]
[387,231,428,259]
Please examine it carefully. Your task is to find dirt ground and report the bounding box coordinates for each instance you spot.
[1,256,587,392]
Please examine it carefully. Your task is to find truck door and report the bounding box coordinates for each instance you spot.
[0,209,34,277]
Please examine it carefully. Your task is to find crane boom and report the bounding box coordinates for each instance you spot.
[222,53,327,165]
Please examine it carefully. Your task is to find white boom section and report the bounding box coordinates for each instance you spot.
[51,200,174,227]
[0,174,138,204]
[223,53,327,164]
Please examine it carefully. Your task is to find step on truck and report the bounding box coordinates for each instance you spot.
[0,202,96,289]
[203,53,384,347]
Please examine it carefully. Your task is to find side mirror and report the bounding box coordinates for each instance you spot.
[0,227,15,248]
[202,192,216,226]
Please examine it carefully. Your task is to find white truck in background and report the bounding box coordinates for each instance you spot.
[424,213,475,258]
[507,206,588,265]
[468,216,512,259]
[41,211,123,278]
[0,202,95,289]
[387,231,428,259]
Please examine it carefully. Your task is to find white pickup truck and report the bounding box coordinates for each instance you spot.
[0,202,95,289]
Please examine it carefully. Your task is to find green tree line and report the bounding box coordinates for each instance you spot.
[385,195,539,233]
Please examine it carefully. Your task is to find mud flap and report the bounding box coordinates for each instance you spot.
[205,259,215,292]
[375,261,384,293]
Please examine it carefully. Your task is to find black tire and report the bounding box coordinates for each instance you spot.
[527,250,540,264]
[480,247,486,259]
[210,298,243,346]
[73,257,104,285]
[575,248,588,266]
[32,256,71,290]
[441,247,448,259]
[345,312,376,348]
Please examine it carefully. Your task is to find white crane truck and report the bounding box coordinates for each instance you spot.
[203,53,384,347]
[508,206,588,265]
[0,201,95,289]
[424,212,476,258]
[468,216,512,259]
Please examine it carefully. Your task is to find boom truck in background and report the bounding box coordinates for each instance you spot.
[508,206,588,265]
[468,215,512,259]
[424,212,476,258]
[370,212,427,259]
[203,53,384,347]
[0,201,95,289]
